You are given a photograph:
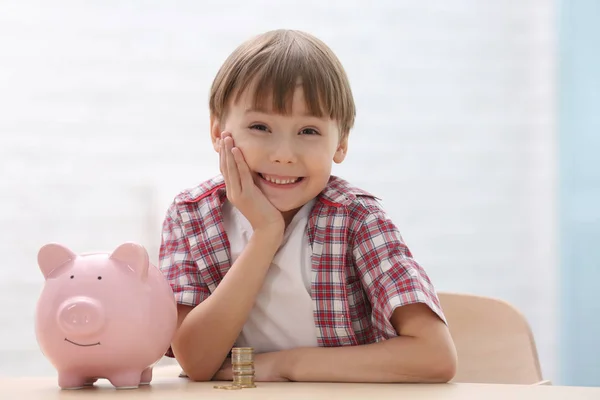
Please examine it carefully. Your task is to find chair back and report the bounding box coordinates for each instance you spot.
[438,292,545,384]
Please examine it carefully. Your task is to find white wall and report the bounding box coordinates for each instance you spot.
[0,0,557,381]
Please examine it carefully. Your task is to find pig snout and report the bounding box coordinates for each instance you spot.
[57,298,105,337]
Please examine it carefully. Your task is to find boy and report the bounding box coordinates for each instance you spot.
[159,29,457,383]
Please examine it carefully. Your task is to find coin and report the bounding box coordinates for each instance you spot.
[237,384,257,388]
[228,347,256,389]
[232,347,254,364]
[232,347,253,352]
[213,384,242,390]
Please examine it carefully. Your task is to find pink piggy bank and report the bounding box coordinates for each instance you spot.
[34,242,178,390]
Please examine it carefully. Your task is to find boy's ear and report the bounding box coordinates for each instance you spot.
[210,114,221,153]
[333,135,348,164]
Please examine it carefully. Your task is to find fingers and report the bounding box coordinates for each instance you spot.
[213,368,229,381]
[219,136,228,182]
[214,358,233,380]
[220,131,253,200]
[231,147,253,190]
[223,135,241,195]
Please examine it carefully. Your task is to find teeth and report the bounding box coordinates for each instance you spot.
[262,174,299,185]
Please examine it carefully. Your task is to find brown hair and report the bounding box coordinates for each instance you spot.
[209,29,356,137]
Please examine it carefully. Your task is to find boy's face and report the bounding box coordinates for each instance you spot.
[210,84,348,218]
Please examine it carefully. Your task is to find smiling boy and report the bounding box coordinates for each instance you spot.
[159,29,457,383]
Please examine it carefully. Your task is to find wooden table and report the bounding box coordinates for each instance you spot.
[2,376,599,400]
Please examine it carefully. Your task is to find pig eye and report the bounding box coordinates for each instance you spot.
[70,275,74,279]
[97,276,102,280]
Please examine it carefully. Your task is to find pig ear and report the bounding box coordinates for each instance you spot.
[38,243,77,280]
[109,242,149,281]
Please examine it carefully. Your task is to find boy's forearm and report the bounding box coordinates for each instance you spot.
[171,229,280,381]
[283,336,456,383]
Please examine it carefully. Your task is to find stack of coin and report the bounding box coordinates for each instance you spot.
[231,347,256,388]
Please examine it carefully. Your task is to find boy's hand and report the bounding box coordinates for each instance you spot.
[219,131,284,239]
[213,352,290,382]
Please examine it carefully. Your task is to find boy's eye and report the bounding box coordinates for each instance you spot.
[299,128,319,135]
[250,124,269,131]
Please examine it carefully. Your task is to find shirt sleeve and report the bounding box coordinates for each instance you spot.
[352,202,446,338]
[159,199,211,357]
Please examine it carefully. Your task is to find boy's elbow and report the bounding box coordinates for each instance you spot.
[431,351,457,383]
[170,338,213,382]
[426,341,458,383]
[390,336,457,383]
[185,368,214,382]
[172,350,215,382]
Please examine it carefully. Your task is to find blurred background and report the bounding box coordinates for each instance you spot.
[0,0,598,387]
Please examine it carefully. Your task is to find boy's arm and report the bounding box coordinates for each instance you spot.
[280,203,456,383]
[169,133,289,381]
[172,230,280,382]
[160,201,281,382]
[282,303,456,382]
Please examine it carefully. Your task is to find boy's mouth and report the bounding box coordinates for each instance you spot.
[258,173,304,185]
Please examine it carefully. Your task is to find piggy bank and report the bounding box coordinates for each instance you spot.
[34,242,178,390]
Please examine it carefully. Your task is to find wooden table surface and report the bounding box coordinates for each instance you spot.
[1,376,599,400]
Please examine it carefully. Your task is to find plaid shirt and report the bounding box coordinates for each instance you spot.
[159,175,445,357]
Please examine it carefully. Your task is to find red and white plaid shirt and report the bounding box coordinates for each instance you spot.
[159,175,445,357]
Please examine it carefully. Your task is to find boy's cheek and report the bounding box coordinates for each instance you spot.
[230,136,255,156]
[226,129,247,146]
[231,140,260,170]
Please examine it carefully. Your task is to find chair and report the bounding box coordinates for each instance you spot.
[438,291,550,385]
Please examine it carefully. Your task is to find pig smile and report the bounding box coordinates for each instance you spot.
[65,338,101,347]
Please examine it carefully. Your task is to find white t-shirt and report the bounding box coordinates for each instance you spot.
[221,199,319,354]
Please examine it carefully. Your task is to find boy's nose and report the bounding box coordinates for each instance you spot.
[269,138,297,164]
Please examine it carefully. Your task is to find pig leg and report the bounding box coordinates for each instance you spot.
[140,367,152,385]
[107,370,142,389]
[58,371,87,390]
